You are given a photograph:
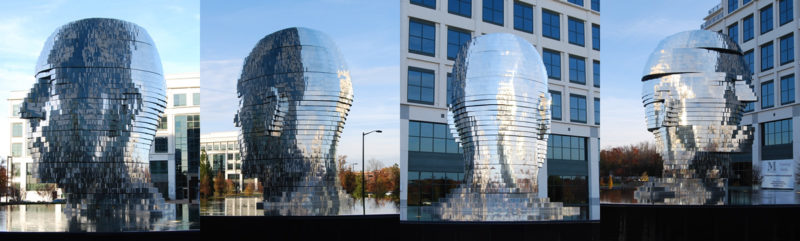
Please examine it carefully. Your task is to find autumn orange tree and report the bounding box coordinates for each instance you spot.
[213,171,226,197]
[599,142,663,178]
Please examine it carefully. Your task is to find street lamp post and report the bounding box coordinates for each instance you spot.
[362,130,382,215]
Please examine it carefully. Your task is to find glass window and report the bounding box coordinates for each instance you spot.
[411,0,436,9]
[744,102,755,112]
[173,94,186,107]
[449,0,471,17]
[235,153,240,160]
[158,116,168,130]
[482,0,503,26]
[728,23,738,43]
[227,153,233,160]
[542,9,560,40]
[513,1,533,33]
[594,98,600,125]
[447,28,471,60]
[547,134,587,161]
[11,103,20,117]
[550,91,562,120]
[12,143,22,157]
[570,94,587,123]
[593,61,600,87]
[543,49,561,80]
[192,93,200,106]
[409,19,436,56]
[761,42,774,71]
[547,176,588,206]
[761,5,773,34]
[407,67,435,104]
[447,73,453,104]
[569,55,586,85]
[568,0,583,6]
[591,0,599,11]
[743,15,754,42]
[780,0,793,25]
[762,119,793,146]
[568,17,585,46]
[151,161,168,174]
[743,0,751,4]
[780,34,794,65]
[781,74,795,104]
[409,121,461,154]
[762,80,775,109]
[12,123,22,137]
[728,0,738,13]
[155,137,168,153]
[744,50,754,74]
[591,24,600,50]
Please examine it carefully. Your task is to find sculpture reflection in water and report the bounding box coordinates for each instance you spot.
[637,30,757,205]
[19,18,175,231]
[235,27,354,216]
[423,33,577,221]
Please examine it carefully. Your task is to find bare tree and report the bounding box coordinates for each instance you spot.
[337,155,348,171]
[367,158,383,172]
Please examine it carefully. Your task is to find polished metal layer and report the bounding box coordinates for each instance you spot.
[20,18,172,231]
[235,27,354,216]
[637,30,756,205]
[427,33,576,221]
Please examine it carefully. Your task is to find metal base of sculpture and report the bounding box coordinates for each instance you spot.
[427,188,578,221]
[261,188,353,216]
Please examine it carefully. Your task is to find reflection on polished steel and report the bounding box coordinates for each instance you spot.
[637,30,757,205]
[19,18,173,231]
[426,33,576,221]
[235,27,354,216]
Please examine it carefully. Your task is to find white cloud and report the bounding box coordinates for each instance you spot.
[0,17,45,59]
[607,18,702,41]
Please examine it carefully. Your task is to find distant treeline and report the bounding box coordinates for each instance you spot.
[600,142,663,177]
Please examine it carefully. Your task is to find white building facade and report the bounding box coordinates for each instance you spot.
[200,131,250,192]
[148,73,201,201]
[703,0,799,191]
[400,0,600,220]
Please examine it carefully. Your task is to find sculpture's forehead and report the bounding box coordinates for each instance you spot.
[35,18,161,75]
[238,27,348,83]
[641,30,747,80]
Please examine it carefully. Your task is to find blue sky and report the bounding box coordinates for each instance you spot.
[600,1,718,148]
[0,0,200,158]
[200,0,400,167]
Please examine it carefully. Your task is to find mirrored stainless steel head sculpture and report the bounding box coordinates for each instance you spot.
[235,27,353,215]
[426,33,575,221]
[20,18,172,230]
[637,30,756,204]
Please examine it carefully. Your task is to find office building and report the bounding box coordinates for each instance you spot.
[200,131,251,192]
[703,0,798,190]
[148,72,201,201]
[400,0,600,220]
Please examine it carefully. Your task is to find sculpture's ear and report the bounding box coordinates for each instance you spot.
[734,75,758,102]
[269,87,287,137]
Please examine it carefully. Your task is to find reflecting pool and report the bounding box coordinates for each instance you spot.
[601,185,800,205]
[200,197,399,216]
[0,203,199,232]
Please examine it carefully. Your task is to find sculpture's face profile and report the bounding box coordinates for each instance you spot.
[21,18,166,189]
[449,33,550,193]
[641,30,756,157]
